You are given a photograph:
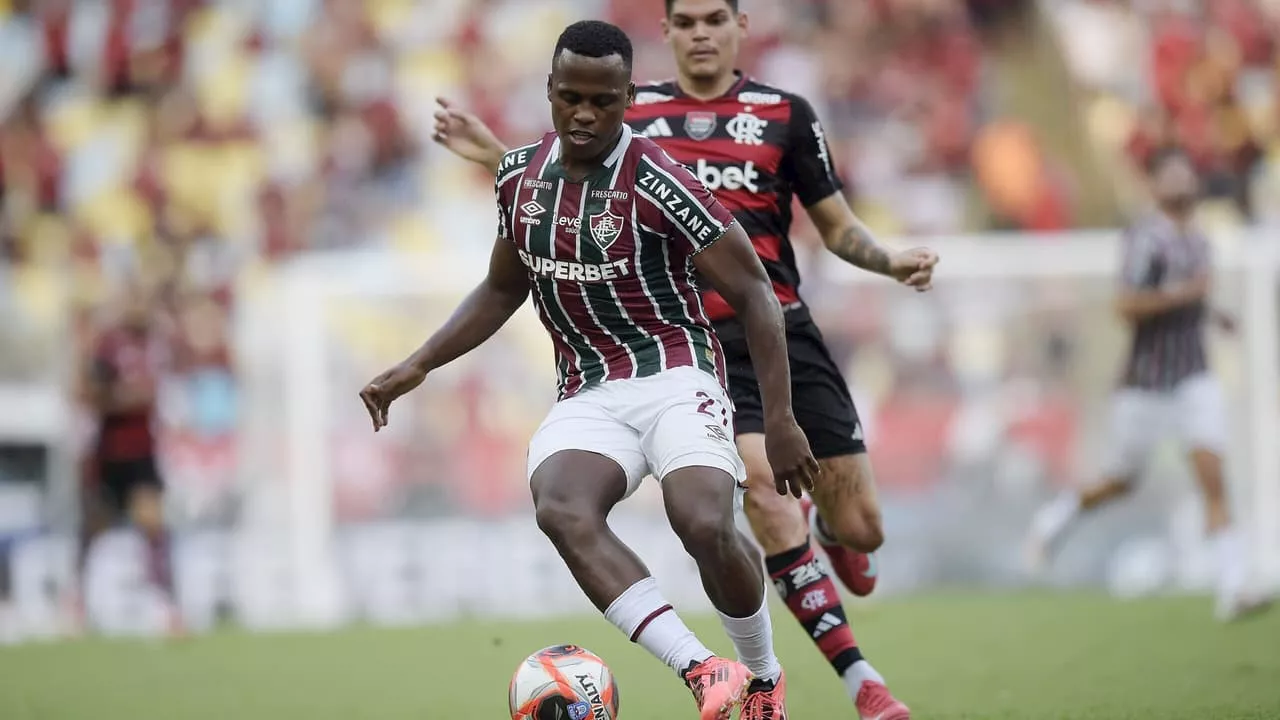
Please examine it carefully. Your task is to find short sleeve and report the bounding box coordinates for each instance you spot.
[494,179,510,242]
[635,148,737,256]
[778,95,844,207]
[1119,226,1161,289]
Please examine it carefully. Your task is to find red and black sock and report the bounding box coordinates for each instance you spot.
[766,541,864,675]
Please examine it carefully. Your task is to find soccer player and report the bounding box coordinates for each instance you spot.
[431,2,934,717]
[79,284,181,634]
[362,20,814,720]
[1025,148,1270,622]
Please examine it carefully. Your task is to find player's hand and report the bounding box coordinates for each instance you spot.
[359,362,427,432]
[764,418,820,497]
[888,247,939,292]
[431,97,506,170]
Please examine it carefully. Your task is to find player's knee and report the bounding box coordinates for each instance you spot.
[669,499,738,563]
[825,506,884,553]
[531,483,605,548]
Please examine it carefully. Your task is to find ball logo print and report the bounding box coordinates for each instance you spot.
[588,209,624,250]
[726,112,767,145]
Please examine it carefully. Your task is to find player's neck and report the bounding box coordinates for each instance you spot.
[677,70,739,101]
[560,129,623,181]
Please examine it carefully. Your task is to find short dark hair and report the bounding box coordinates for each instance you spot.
[553,20,634,72]
[664,0,739,15]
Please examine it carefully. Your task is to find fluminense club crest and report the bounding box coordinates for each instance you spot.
[588,209,624,249]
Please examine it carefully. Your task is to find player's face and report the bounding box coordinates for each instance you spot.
[547,50,635,164]
[663,0,747,83]
[1153,155,1199,213]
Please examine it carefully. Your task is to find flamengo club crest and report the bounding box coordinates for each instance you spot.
[684,111,718,141]
[588,208,624,249]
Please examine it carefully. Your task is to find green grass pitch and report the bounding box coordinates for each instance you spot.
[2,592,1277,719]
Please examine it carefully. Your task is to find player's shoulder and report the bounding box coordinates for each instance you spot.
[626,131,686,174]
[733,78,800,109]
[496,134,554,188]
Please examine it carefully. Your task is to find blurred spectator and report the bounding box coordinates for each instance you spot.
[0,0,1276,521]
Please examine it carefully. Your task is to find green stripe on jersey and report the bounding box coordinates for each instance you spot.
[633,214,717,376]
[636,156,725,252]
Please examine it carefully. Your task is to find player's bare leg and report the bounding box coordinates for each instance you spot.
[662,464,785,720]
[739,435,908,719]
[128,484,182,636]
[531,451,749,720]
[809,453,885,594]
[1025,475,1135,573]
[1188,448,1270,621]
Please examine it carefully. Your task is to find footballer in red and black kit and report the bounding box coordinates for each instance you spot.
[624,76,858,457]
[80,287,181,633]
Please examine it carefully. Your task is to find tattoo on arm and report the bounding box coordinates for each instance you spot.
[829,223,892,275]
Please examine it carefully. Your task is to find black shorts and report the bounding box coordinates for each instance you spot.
[717,308,866,459]
[96,456,164,516]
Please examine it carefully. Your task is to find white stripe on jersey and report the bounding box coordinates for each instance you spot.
[634,157,728,249]
[523,154,583,395]
[572,178,636,379]
[630,201,668,368]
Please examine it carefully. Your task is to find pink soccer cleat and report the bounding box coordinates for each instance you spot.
[740,670,788,719]
[682,657,752,720]
[855,681,911,720]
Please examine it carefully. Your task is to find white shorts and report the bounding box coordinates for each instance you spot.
[526,367,747,499]
[1101,372,1228,478]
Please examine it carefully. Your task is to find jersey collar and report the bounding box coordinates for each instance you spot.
[672,71,749,101]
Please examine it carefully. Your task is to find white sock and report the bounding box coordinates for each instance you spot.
[604,577,713,675]
[842,659,886,699]
[717,592,782,684]
[1211,526,1248,605]
[1030,491,1081,547]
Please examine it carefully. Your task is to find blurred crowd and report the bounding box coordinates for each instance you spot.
[0,0,1277,520]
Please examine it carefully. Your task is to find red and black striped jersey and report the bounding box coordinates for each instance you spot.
[495,125,737,400]
[625,74,844,325]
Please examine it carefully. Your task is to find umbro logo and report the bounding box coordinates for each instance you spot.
[519,200,546,226]
[639,118,673,138]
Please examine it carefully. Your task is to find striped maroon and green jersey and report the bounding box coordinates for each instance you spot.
[494,124,737,399]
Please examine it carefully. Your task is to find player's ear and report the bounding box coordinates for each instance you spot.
[660,17,671,43]
[546,73,553,101]
[626,82,636,109]
[737,10,749,36]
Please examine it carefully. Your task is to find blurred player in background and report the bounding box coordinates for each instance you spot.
[431,1,934,717]
[1025,148,1270,623]
[362,21,818,719]
[79,282,181,634]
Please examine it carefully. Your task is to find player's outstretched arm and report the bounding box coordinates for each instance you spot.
[1114,273,1209,322]
[693,225,820,497]
[431,97,508,175]
[805,192,938,291]
[359,237,529,431]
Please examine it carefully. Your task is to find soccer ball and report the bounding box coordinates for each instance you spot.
[509,644,620,720]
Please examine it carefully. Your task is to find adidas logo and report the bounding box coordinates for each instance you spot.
[811,612,844,638]
[640,118,673,138]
